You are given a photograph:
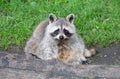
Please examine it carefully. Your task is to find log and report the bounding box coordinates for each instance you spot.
[0,51,120,79]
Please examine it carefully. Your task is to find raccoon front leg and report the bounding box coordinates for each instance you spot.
[72,51,88,64]
[72,53,88,65]
[35,43,58,60]
[68,42,88,64]
[40,49,58,60]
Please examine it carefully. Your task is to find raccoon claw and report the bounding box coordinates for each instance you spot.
[82,60,89,65]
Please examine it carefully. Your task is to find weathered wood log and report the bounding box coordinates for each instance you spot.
[0,51,120,79]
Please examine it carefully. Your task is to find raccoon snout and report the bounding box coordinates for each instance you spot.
[59,36,64,40]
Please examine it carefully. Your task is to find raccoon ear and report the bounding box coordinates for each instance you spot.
[49,13,57,23]
[66,14,75,23]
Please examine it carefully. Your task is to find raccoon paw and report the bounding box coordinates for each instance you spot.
[81,60,89,65]
[69,59,89,65]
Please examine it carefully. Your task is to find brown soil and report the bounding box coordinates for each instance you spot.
[6,44,120,65]
[89,44,120,65]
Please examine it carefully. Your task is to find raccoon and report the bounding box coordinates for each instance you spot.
[24,13,95,64]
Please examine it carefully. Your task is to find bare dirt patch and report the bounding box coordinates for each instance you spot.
[89,44,120,65]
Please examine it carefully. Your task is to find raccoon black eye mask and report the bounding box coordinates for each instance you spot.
[63,29,73,37]
[50,29,60,37]
[50,29,73,37]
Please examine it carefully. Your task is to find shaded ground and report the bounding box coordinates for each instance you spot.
[89,44,120,65]
[6,44,120,65]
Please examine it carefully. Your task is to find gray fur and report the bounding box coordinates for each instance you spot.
[24,13,92,64]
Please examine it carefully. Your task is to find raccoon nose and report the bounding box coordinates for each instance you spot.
[59,36,64,40]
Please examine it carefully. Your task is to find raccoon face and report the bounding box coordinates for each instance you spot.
[47,13,76,41]
[50,28,73,40]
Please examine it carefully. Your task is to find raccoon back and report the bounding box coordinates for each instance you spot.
[24,19,49,54]
[32,19,49,40]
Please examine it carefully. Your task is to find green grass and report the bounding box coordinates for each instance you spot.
[0,0,120,50]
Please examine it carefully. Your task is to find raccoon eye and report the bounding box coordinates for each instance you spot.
[63,29,73,37]
[50,29,59,37]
